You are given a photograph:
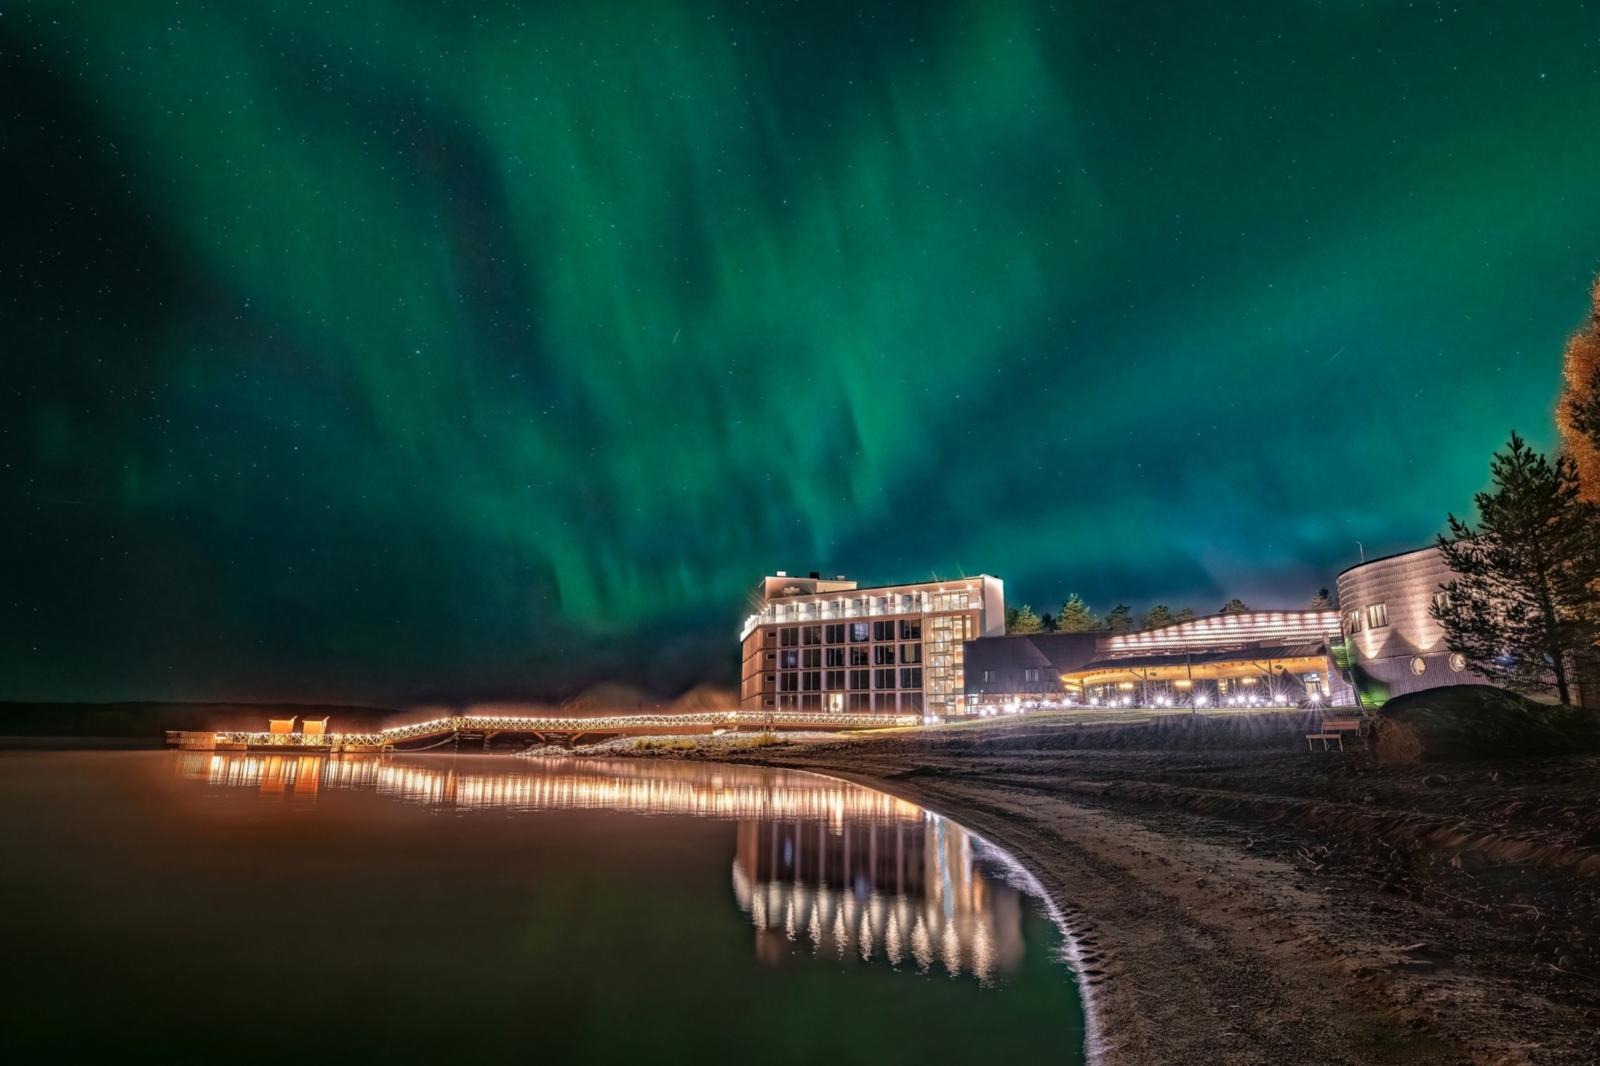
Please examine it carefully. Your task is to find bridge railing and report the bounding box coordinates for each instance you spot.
[210,709,920,748]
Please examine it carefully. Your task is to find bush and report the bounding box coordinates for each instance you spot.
[724,731,784,750]
[1372,685,1600,765]
[632,737,699,752]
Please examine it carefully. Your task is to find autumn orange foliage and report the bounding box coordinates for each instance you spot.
[1558,274,1600,503]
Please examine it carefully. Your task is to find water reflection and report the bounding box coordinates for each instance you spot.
[178,753,923,824]
[181,753,1035,984]
[733,818,1026,984]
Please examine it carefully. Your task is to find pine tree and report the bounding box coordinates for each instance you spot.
[1104,604,1134,632]
[1558,273,1600,504]
[1174,607,1197,623]
[1006,604,1045,635]
[1308,588,1334,609]
[1220,598,1250,614]
[1142,604,1176,629]
[1434,432,1600,704]
[1056,594,1100,632]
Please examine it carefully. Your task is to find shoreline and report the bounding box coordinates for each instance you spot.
[18,723,1599,1063]
[0,735,169,750]
[596,722,1599,1066]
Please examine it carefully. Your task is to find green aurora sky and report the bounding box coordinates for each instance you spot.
[5,1,1600,703]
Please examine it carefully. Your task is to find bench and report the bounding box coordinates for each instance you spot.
[1305,715,1364,752]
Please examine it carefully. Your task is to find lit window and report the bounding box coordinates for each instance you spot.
[1431,591,1450,615]
[849,622,870,643]
[981,670,995,683]
[899,643,922,664]
[1365,603,1389,629]
[1343,610,1362,634]
[1410,656,1427,676]
[1023,668,1040,682]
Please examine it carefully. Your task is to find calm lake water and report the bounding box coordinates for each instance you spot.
[0,751,1085,1063]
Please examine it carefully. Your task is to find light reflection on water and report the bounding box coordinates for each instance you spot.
[181,753,1034,985]
[2,751,1084,1062]
[179,752,925,825]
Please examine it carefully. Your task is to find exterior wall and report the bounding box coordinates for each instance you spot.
[963,632,1101,704]
[964,610,1353,707]
[739,574,1004,719]
[1336,546,1483,699]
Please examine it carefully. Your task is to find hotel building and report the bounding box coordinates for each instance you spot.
[964,609,1354,708]
[739,572,1005,718]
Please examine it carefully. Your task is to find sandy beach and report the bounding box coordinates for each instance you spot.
[604,713,1600,1065]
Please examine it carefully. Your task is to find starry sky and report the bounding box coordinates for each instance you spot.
[5,1,1600,704]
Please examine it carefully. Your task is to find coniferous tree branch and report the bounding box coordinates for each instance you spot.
[1432,432,1600,704]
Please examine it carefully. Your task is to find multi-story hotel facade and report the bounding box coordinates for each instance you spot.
[739,572,1005,719]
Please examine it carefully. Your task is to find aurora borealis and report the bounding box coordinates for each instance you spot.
[5,2,1600,703]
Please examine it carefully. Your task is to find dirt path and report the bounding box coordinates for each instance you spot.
[637,721,1600,1065]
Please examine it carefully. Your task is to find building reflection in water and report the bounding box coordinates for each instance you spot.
[732,817,1025,984]
[179,753,1029,983]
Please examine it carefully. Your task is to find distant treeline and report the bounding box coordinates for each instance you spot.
[0,701,397,739]
[1004,591,1335,636]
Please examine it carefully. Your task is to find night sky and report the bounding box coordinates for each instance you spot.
[5,2,1600,704]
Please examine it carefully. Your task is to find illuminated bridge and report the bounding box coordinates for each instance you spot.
[186,709,919,752]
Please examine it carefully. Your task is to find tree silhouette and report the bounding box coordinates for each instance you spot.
[1142,604,1176,629]
[1434,432,1600,704]
[1005,603,1045,635]
[1056,594,1100,632]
